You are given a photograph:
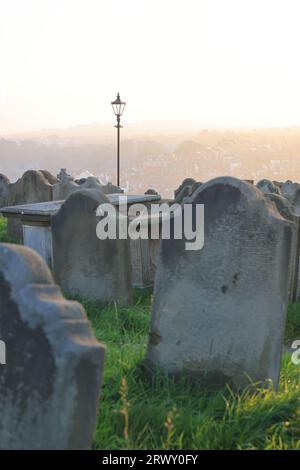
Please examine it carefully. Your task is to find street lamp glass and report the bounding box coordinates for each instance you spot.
[111,93,126,117]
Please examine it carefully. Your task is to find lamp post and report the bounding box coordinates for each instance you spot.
[111,93,126,187]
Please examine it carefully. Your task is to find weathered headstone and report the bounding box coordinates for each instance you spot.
[147,176,294,390]
[53,179,80,201]
[53,177,123,201]
[145,189,159,195]
[275,185,300,302]
[264,193,300,303]
[0,243,105,449]
[57,168,73,182]
[52,189,132,306]
[281,181,300,216]
[0,174,10,209]
[130,238,153,289]
[190,181,202,194]
[174,178,196,201]
[7,170,54,241]
[174,178,196,197]
[39,170,59,185]
[174,179,202,203]
[273,181,283,191]
[256,179,281,195]
[97,181,123,195]
[81,176,103,190]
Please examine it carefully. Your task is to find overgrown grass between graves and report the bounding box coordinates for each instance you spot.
[0,215,8,242]
[0,215,18,243]
[84,297,300,450]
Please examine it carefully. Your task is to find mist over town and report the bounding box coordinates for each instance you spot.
[2,124,300,198]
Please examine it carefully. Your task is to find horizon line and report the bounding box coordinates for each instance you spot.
[3,120,300,139]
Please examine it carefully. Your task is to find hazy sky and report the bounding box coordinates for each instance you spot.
[1,0,300,134]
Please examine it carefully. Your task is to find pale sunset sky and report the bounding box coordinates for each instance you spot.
[0,0,300,134]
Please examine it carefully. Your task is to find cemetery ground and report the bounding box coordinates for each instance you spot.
[1,214,300,450]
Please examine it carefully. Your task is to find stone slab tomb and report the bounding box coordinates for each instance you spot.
[52,189,132,306]
[147,177,294,390]
[7,170,57,242]
[1,193,162,294]
[0,243,105,449]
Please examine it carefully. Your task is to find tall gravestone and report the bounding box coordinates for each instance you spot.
[7,170,54,241]
[52,189,132,306]
[0,174,10,209]
[147,177,294,390]
[280,181,300,300]
[0,243,105,449]
[264,193,300,303]
[281,181,300,216]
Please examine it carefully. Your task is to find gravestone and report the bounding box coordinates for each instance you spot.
[52,189,132,306]
[53,179,80,201]
[0,243,105,449]
[256,179,281,195]
[174,178,196,201]
[273,181,283,191]
[57,168,73,182]
[53,177,123,201]
[7,170,54,242]
[130,238,153,289]
[174,179,202,203]
[0,174,10,209]
[264,193,300,303]
[281,181,300,216]
[39,170,59,185]
[147,176,294,390]
[174,178,196,197]
[281,182,300,302]
[145,189,159,195]
[191,181,202,194]
[81,176,102,190]
[97,181,123,194]
[80,178,123,194]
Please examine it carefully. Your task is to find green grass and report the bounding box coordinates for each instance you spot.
[0,215,8,242]
[285,304,300,344]
[1,214,300,449]
[0,215,18,243]
[85,298,300,450]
